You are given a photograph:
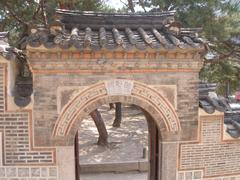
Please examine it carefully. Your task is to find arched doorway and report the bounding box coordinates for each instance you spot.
[53,79,180,180]
[74,104,161,180]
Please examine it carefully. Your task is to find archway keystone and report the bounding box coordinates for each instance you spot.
[105,79,134,95]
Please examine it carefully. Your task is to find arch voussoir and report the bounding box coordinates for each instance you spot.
[53,79,181,138]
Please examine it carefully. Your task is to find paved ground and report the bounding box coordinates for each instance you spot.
[78,104,149,164]
[80,172,148,180]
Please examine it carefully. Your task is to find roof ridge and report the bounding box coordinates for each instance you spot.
[56,9,176,17]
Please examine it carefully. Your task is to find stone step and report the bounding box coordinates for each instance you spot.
[80,160,148,173]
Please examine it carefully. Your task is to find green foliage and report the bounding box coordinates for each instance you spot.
[0,0,112,46]
[143,0,240,42]
[200,62,240,96]
[143,0,240,94]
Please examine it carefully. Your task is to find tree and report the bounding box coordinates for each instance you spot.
[0,0,55,47]
[120,0,240,94]
[0,0,110,47]
[200,62,240,97]
[90,109,108,146]
[112,102,122,127]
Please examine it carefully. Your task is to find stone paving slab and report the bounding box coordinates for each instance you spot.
[80,172,148,180]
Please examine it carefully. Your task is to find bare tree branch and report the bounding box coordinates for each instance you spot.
[139,0,147,12]
[121,0,136,12]
[40,0,48,26]
[120,0,129,9]
[32,0,42,20]
[127,0,135,12]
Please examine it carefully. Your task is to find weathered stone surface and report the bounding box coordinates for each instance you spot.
[41,167,48,177]
[31,168,40,177]
[6,167,16,177]
[105,79,134,96]
[18,167,29,177]
[0,167,5,177]
[49,167,57,177]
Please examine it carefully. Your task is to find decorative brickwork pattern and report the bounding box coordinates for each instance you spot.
[178,170,240,180]
[179,114,240,178]
[0,63,55,165]
[0,166,57,179]
[178,170,203,180]
[53,80,180,137]
[32,71,199,146]
[27,51,203,74]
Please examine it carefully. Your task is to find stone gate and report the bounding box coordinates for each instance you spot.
[1,10,240,180]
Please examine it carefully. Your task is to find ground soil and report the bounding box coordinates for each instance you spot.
[78,104,148,164]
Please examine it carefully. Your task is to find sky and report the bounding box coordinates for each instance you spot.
[106,0,125,9]
[105,0,146,11]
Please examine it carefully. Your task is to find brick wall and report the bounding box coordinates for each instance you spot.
[179,111,240,178]
[0,63,55,167]
[177,170,240,180]
[32,71,199,146]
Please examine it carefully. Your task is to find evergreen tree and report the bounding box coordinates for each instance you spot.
[0,0,110,46]
[121,0,240,94]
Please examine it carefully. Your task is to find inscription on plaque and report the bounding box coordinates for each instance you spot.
[105,79,134,95]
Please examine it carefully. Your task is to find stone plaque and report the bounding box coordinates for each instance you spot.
[105,79,134,96]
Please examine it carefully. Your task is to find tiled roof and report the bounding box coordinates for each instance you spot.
[199,81,240,138]
[27,10,204,51]
[199,82,231,114]
[225,111,240,138]
[0,31,32,107]
[0,32,11,58]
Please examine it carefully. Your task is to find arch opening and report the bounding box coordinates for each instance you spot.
[53,80,180,180]
[74,103,162,180]
[53,80,180,142]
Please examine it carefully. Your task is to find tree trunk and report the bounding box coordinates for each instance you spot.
[226,80,230,98]
[90,109,108,146]
[127,0,135,12]
[57,0,76,9]
[113,102,122,127]
[109,103,114,110]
